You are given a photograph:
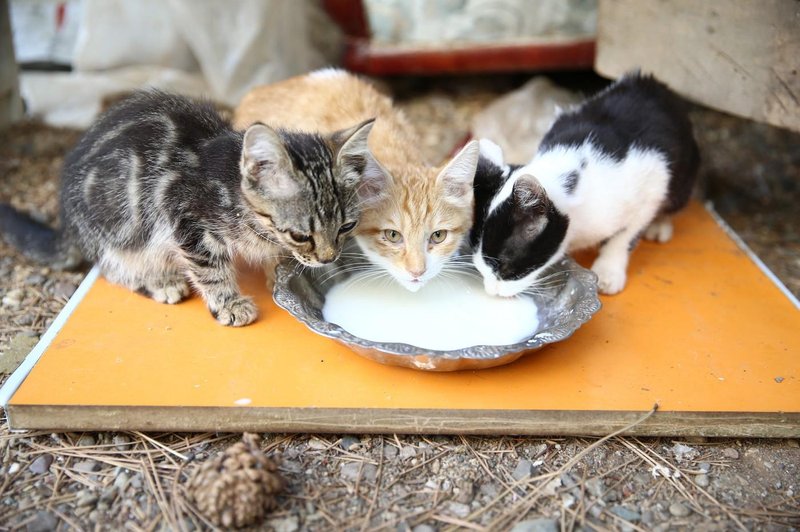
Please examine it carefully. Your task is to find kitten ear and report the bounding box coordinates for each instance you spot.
[437,140,480,206]
[334,118,391,205]
[240,123,299,198]
[512,175,547,209]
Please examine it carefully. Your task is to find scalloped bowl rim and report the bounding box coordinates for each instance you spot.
[272,256,602,363]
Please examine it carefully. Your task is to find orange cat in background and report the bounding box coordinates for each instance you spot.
[234,68,479,292]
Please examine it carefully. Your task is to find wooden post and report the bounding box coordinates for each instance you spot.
[0,0,23,131]
[595,0,800,132]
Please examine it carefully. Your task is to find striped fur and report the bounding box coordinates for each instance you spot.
[0,90,376,326]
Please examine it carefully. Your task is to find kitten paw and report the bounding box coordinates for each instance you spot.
[149,280,191,304]
[643,218,673,243]
[592,263,627,295]
[213,297,258,327]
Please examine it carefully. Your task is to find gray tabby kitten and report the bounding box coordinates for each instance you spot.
[0,90,381,326]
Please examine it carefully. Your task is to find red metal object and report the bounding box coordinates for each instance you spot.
[322,0,596,75]
[344,39,596,76]
[322,0,370,39]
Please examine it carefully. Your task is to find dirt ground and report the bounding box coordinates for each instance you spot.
[1,76,799,531]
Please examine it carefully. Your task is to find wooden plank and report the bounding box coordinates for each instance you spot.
[7,405,800,437]
[3,203,799,436]
[595,0,800,132]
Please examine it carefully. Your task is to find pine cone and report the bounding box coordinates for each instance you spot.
[187,433,284,528]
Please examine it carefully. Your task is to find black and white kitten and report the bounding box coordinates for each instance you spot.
[471,73,700,296]
[0,90,384,326]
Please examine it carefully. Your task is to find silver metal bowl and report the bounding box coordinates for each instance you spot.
[272,256,601,371]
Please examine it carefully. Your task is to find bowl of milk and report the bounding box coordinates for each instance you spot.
[272,255,600,371]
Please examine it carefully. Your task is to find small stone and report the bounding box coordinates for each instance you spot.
[129,475,143,489]
[412,525,436,532]
[77,434,97,447]
[339,435,361,450]
[542,477,561,496]
[112,434,131,451]
[0,333,38,373]
[610,505,641,522]
[74,459,100,473]
[268,516,299,532]
[695,474,710,487]
[786,440,799,449]
[510,518,559,532]
[669,502,691,517]
[585,477,605,498]
[340,462,377,482]
[699,462,712,472]
[26,511,58,532]
[447,501,471,518]
[479,482,499,498]
[76,491,98,508]
[399,446,416,460]
[25,273,46,286]
[383,445,399,460]
[52,281,77,300]
[512,459,533,481]
[362,463,378,481]
[454,479,474,504]
[722,447,739,459]
[561,493,575,509]
[2,288,24,307]
[774,376,784,383]
[15,313,36,326]
[531,443,548,457]
[7,463,20,475]
[29,454,54,475]
[114,471,129,490]
[100,488,116,504]
[307,438,327,450]
[671,443,696,461]
[641,510,655,525]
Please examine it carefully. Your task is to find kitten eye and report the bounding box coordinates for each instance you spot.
[338,221,357,234]
[288,231,312,243]
[430,230,448,244]
[384,229,403,243]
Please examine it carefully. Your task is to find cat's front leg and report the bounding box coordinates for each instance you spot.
[186,257,257,326]
[591,227,642,295]
[643,215,673,243]
[177,232,257,326]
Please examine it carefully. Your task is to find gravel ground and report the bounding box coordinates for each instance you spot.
[1,77,799,531]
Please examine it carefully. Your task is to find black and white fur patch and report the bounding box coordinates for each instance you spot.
[472,72,700,296]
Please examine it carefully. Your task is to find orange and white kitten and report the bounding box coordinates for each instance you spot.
[235,68,479,292]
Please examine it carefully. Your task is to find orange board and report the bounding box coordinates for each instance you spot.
[2,203,799,436]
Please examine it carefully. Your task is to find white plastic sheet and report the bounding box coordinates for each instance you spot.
[18,0,342,127]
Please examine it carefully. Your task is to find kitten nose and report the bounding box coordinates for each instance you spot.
[408,267,426,279]
[317,247,337,264]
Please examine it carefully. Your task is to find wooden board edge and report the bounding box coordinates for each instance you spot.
[7,405,800,438]
[704,202,800,309]
[0,266,101,407]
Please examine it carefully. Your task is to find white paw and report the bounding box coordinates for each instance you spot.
[643,218,673,243]
[149,280,190,304]
[592,262,627,295]
[214,297,258,327]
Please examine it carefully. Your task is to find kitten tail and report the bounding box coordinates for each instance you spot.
[0,203,82,270]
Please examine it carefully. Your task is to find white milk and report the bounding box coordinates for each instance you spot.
[322,272,539,351]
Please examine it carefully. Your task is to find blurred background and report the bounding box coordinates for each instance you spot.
[1,0,798,297]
